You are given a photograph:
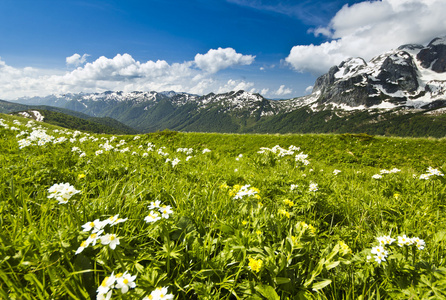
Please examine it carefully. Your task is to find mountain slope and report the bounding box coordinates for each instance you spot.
[0,100,138,134]
[8,37,446,136]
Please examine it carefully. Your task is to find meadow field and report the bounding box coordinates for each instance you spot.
[1,113,446,299]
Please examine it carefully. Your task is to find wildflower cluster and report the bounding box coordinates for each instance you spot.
[76,215,127,254]
[229,184,260,200]
[144,200,173,223]
[97,271,137,299]
[298,221,316,236]
[257,145,310,165]
[248,257,263,273]
[419,167,444,180]
[308,182,318,192]
[372,168,401,179]
[47,183,80,204]
[143,286,175,300]
[368,234,425,264]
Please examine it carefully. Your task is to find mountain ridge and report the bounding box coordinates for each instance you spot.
[5,37,446,136]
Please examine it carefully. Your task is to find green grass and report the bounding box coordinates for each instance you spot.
[1,113,446,299]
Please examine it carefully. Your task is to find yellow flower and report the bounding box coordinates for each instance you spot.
[256,230,262,235]
[338,241,352,255]
[257,202,263,207]
[219,183,229,190]
[278,209,290,218]
[248,257,263,273]
[254,194,261,200]
[393,193,400,199]
[283,199,294,207]
[78,173,86,179]
[242,220,248,225]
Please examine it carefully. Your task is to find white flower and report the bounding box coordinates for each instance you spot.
[309,183,318,192]
[376,235,395,246]
[374,253,387,264]
[372,174,382,179]
[419,174,430,180]
[144,211,161,223]
[115,271,137,294]
[160,205,173,219]
[390,168,401,173]
[75,240,89,255]
[106,214,128,226]
[290,184,298,191]
[202,148,211,154]
[100,234,120,250]
[145,287,174,300]
[97,273,116,295]
[86,231,103,246]
[47,183,80,204]
[149,200,162,210]
[333,169,341,175]
[95,150,103,156]
[411,237,425,250]
[397,235,411,247]
[97,290,112,300]
[82,219,107,233]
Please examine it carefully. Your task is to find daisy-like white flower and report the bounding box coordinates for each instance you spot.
[372,174,382,179]
[86,231,103,246]
[149,200,162,210]
[115,271,137,294]
[97,290,112,300]
[75,240,89,255]
[371,246,388,256]
[97,272,116,295]
[411,237,425,250]
[333,169,341,175]
[107,214,128,226]
[95,150,103,156]
[160,205,173,219]
[397,235,411,247]
[308,183,318,192]
[47,183,80,204]
[144,287,174,300]
[376,235,396,246]
[374,253,387,264]
[144,211,161,223]
[202,148,211,154]
[81,219,105,233]
[100,234,120,250]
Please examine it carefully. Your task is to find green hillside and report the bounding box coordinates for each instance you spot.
[1,113,446,299]
[0,100,138,134]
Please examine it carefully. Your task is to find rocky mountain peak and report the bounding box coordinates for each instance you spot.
[312,36,446,109]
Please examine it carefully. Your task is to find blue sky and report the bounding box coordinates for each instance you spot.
[0,0,445,99]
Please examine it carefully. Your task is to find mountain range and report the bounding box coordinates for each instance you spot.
[4,36,446,137]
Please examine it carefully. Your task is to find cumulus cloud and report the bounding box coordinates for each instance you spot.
[274,85,292,96]
[305,86,313,94]
[216,79,255,94]
[194,47,255,73]
[0,49,258,99]
[66,53,89,66]
[286,0,446,75]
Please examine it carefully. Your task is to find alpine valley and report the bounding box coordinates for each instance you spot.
[4,37,446,137]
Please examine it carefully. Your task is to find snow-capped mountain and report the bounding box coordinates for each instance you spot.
[7,37,446,135]
[312,36,446,110]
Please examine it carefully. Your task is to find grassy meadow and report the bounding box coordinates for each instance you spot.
[1,113,446,299]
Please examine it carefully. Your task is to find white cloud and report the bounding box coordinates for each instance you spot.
[260,88,269,95]
[305,85,313,94]
[274,85,292,96]
[216,79,255,94]
[286,0,446,75]
[0,49,258,99]
[194,47,255,73]
[66,53,89,66]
